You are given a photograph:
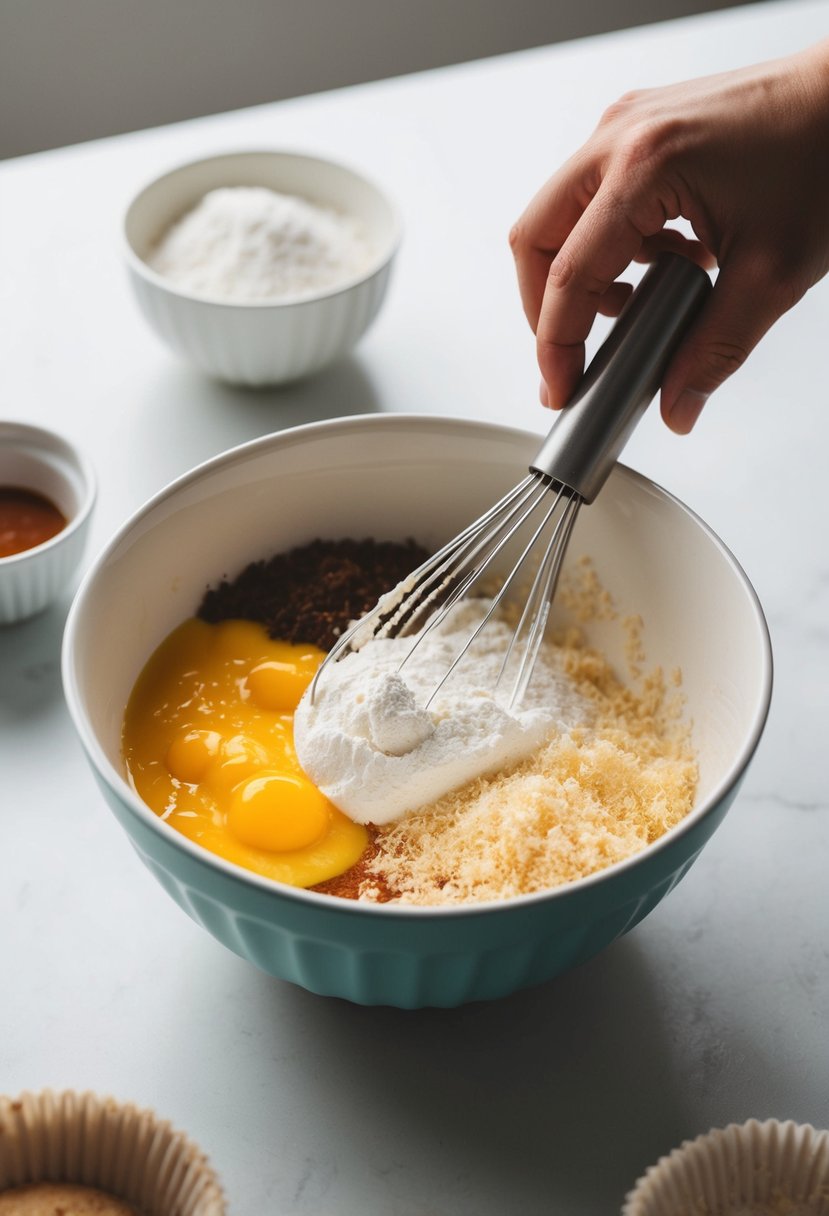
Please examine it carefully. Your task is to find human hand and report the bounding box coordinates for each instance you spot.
[509,40,829,432]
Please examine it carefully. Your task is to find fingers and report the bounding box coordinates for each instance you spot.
[535,274,638,406]
[636,229,716,269]
[534,178,654,406]
[510,151,597,332]
[596,279,634,316]
[660,251,788,433]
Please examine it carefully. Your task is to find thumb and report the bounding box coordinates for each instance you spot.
[660,252,789,434]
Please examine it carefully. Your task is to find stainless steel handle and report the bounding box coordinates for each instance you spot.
[530,253,712,503]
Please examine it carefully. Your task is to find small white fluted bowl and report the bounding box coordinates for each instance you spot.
[123,150,401,386]
[0,422,96,625]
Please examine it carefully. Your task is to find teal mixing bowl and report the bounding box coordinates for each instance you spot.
[61,415,772,1008]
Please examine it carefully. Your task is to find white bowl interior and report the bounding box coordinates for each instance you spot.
[0,423,90,522]
[124,150,399,278]
[68,417,769,828]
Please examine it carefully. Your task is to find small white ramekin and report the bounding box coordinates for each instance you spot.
[0,421,96,625]
[123,149,401,386]
[623,1119,829,1215]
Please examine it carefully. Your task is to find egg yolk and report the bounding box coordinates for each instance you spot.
[166,729,222,784]
[228,772,330,851]
[122,618,367,887]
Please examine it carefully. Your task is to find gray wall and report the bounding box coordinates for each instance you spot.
[1,0,758,160]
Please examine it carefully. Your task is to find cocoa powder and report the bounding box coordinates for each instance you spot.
[198,537,428,650]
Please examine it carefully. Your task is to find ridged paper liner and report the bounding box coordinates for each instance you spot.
[623,1119,829,1216]
[0,1091,225,1215]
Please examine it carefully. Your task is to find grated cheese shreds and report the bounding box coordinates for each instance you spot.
[357,634,697,906]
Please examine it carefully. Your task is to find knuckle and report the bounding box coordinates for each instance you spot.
[779,275,807,313]
[598,88,642,127]
[508,220,525,254]
[547,248,577,291]
[607,120,685,228]
[598,101,625,129]
[536,334,558,361]
[764,276,800,316]
[753,250,808,313]
[547,250,601,297]
[616,121,665,174]
[699,339,750,382]
[547,248,609,298]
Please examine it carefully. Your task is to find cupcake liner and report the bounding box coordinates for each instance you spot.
[0,1091,224,1215]
[622,1119,829,1216]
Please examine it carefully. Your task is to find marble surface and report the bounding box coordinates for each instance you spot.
[2,2,828,1212]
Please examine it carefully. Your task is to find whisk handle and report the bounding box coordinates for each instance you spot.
[530,252,712,503]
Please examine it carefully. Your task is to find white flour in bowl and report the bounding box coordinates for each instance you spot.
[293,598,590,825]
[147,186,373,302]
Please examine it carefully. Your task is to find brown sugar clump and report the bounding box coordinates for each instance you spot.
[0,1182,137,1215]
[198,537,428,651]
[310,828,398,901]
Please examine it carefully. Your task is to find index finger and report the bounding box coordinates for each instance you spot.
[510,149,598,332]
[536,179,652,407]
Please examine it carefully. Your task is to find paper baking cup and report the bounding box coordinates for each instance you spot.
[0,1091,225,1214]
[622,1119,829,1215]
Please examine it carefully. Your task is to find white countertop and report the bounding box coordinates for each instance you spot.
[2,2,829,1212]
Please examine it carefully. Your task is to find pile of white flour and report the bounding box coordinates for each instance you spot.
[147,186,373,302]
[293,599,589,825]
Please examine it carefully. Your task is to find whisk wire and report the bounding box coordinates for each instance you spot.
[397,476,554,685]
[387,477,541,646]
[307,475,537,703]
[499,489,580,709]
[418,475,569,708]
[493,482,571,688]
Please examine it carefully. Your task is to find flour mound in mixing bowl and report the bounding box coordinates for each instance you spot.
[293,598,591,825]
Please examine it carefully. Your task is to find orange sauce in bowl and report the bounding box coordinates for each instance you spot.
[0,486,67,558]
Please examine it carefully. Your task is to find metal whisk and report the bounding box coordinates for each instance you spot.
[311,253,711,709]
